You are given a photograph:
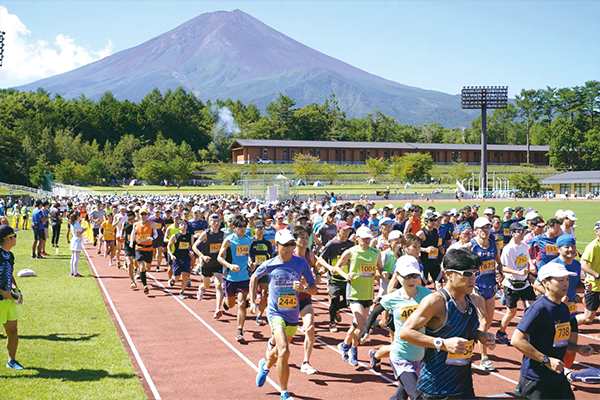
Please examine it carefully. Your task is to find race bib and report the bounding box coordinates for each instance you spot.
[546,244,559,256]
[400,304,419,322]
[504,228,510,235]
[255,255,267,264]
[359,263,377,277]
[480,260,495,273]
[139,234,150,241]
[429,248,439,259]
[453,232,458,239]
[269,239,276,246]
[236,245,249,257]
[567,302,577,314]
[278,294,298,310]
[178,242,190,250]
[516,255,528,268]
[553,322,570,347]
[438,238,443,246]
[446,340,474,366]
[209,243,221,253]
[155,223,162,229]
[497,241,504,250]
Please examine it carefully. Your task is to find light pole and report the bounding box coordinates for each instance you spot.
[0,31,5,67]
[461,86,508,197]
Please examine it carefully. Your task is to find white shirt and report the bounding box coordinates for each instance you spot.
[500,240,531,290]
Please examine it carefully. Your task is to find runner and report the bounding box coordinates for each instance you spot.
[120,211,137,289]
[496,222,536,345]
[417,211,443,290]
[529,218,563,271]
[333,226,388,367]
[114,205,128,268]
[447,222,473,251]
[251,229,317,400]
[248,219,273,326]
[166,220,192,299]
[577,220,600,326]
[511,262,595,400]
[404,205,423,236]
[316,220,354,333]
[129,208,156,295]
[68,211,86,277]
[149,208,166,272]
[193,214,225,316]
[100,212,117,267]
[217,215,252,342]
[400,248,495,399]
[470,217,501,371]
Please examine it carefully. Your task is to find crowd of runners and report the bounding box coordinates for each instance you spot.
[1,195,600,399]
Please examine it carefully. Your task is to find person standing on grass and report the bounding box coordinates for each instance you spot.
[50,202,62,253]
[0,225,24,370]
[31,200,45,259]
[69,211,86,277]
[577,220,600,326]
[166,219,192,299]
[251,229,317,400]
[400,248,495,400]
[511,263,595,400]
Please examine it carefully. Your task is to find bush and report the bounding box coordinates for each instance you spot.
[510,173,541,193]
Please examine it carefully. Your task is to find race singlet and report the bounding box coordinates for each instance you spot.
[359,263,377,277]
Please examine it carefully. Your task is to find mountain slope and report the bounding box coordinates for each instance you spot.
[16,10,475,127]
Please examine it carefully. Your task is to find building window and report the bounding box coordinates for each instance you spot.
[283,149,287,161]
[500,153,503,163]
[290,149,295,160]
[309,149,314,156]
[534,153,539,164]
[263,148,268,159]
[384,150,388,159]
[335,150,339,161]
[589,184,600,197]
[452,151,456,161]
[474,152,478,162]
[574,183,586,197]
[560,184,570,196]
[366,150,371,159]
[316,149,321,158]
[494,152,498,163]
[342,150,346,161]
[514,153,518,164]
[360,150,365,161]
[458,151,462,161]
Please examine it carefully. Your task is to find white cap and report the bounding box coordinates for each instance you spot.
[525,211,539,221]
[395,255,421,277]
[538,262,577,281]
[389,230,403,241]
[191,206,201,213]
[369,209,378,215]
[323,209,336,217]
[555,209,565,219]
[474,217,492,229]
[450,208,458,216]
[564,210,577,221]
[404,203,412,211]
[483,208,494,215]
[503,207,514,213]
[275,229,296,245]
[385,204,394,209]
[356,226,374,239]
[379,217,394,225]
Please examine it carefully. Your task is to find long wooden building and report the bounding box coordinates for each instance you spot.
[228,139,550,165]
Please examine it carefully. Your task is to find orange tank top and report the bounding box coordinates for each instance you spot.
[135,221,154,251]
[409,217,422,235]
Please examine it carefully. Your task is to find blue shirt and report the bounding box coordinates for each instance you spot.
[470,238,498,288]
[253,255,315,324]
[530,234,559,268]
[187,218,208,236]
[31,207,43,230]
[226,235,252,282]
[352,216,368,230]
[368,218,380,236]
[516,295,573,382]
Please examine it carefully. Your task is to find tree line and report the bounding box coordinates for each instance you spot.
[0,81,597,187]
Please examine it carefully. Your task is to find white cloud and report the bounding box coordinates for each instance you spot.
[0,6,113,88]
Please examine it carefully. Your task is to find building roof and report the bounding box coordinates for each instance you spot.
[228,139,549,152]
[542,170,600,185]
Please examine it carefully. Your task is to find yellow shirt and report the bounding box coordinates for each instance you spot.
[101,221,116,241]
[582,238,600,292]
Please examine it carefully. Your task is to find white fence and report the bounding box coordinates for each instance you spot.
[1,182,101,198]
[0,182,53,197]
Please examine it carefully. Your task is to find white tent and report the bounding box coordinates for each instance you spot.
[313,181,323,187]
[274,174,289,180]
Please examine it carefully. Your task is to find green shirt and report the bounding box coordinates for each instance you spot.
[348,246,380,300]
[382,248,396,275]
[582,238,600,292]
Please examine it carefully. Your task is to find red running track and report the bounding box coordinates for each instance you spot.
[83,244,600,400]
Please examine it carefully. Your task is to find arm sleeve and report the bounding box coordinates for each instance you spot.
[254,261,269,279]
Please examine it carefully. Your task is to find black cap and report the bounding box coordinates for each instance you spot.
[35,199,42,206]
[0,225,15,242]
[509,222,525,232]
[295,215,308,222]
[515,206,524,212]
[254,220,265,229]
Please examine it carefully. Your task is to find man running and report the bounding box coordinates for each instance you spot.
[149,208,166,272]
[121,211,137,289]
[417,211,443,290]
[166,220,192,299]
[577,220,600,326]
[193,214,225,317]
[400,248,495,399]
[251,229,317,400]
[249,219,274,326]
[129,208,156,295]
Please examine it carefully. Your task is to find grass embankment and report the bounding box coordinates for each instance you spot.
[0,227,147,400]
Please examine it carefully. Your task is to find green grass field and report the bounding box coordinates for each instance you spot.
[0,228,146,400]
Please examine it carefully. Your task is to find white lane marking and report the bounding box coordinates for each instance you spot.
[147,273,285,395]
[84,248,162,400]
[473,363,518,385]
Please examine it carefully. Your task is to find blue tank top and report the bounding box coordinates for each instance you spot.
[227,235,252,282]
[470,238,497,288]
[530,234,559,268]
[417,289,479,397]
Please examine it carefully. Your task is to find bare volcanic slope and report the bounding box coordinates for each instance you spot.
[16,10,475,127]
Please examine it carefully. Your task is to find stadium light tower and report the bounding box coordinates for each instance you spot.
[0,31,5,67]
[461,86,508,196]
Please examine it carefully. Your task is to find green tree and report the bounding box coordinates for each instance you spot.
[138,160,170,183]
[449,161,471,183]
[216,165,242,184]
[391,153,434,182]
[54,159,78,184]
[167,156,194,184]
[293,153,320,183]
[29,154,51,188]
[364,157,389,182]
[86,156,108,185]
[549,119,585,170]
[321,162,339,185]
[510,173,541,194]
[515,89,539,163]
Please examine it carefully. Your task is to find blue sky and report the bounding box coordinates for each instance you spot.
[1,0,599,96]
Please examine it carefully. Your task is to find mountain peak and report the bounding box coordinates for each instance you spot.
[15,10,475,127]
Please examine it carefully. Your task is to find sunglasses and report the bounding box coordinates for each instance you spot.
[280,242,296,248]
[401,273,421,280]
[140,213,148,216]
[446,269,479,278]
[512,229,525,234]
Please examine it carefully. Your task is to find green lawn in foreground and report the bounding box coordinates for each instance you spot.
[373,199,600,247]
[0,228,146,400]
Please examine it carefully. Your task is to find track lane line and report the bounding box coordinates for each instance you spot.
[84,247,162,400]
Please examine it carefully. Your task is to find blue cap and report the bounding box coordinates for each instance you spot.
[556,234,576,248]
[457,222,472,233]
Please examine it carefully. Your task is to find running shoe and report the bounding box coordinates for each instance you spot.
[6,360,24,370]
[186,280,192,289]
[31,254,36,259]
[168,279,175,287]
[193,268,200,276]
[265,338,275,359]
[329,323,338,333]
[236,329,244,342]
[335,312,342,323]
[300,361,317,375]
[178,292,187,300]
[369,349,381,372]
[155,266,160,273]
[108,261,112,267]
[256,315,266,326]
[135,273,141,280]
[337,342,349,362]
[213,310,223,320]
[256,358,269,387]
[143,286,149,295]
[130,281,136,290]
[196,290,204,301]
[280,391,291,400]
[495,330,510,345]
[37,255,45,259]
[348,346,358,366]
[73,273,84,277]
[481,358,496,371]
[55,248,59,255]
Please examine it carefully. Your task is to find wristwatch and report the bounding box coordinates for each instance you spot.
[434,338,443,352]
[541,355,549,366]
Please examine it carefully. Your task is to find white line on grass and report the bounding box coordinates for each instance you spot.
[147,273,285,395]
[83,248,162,400]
